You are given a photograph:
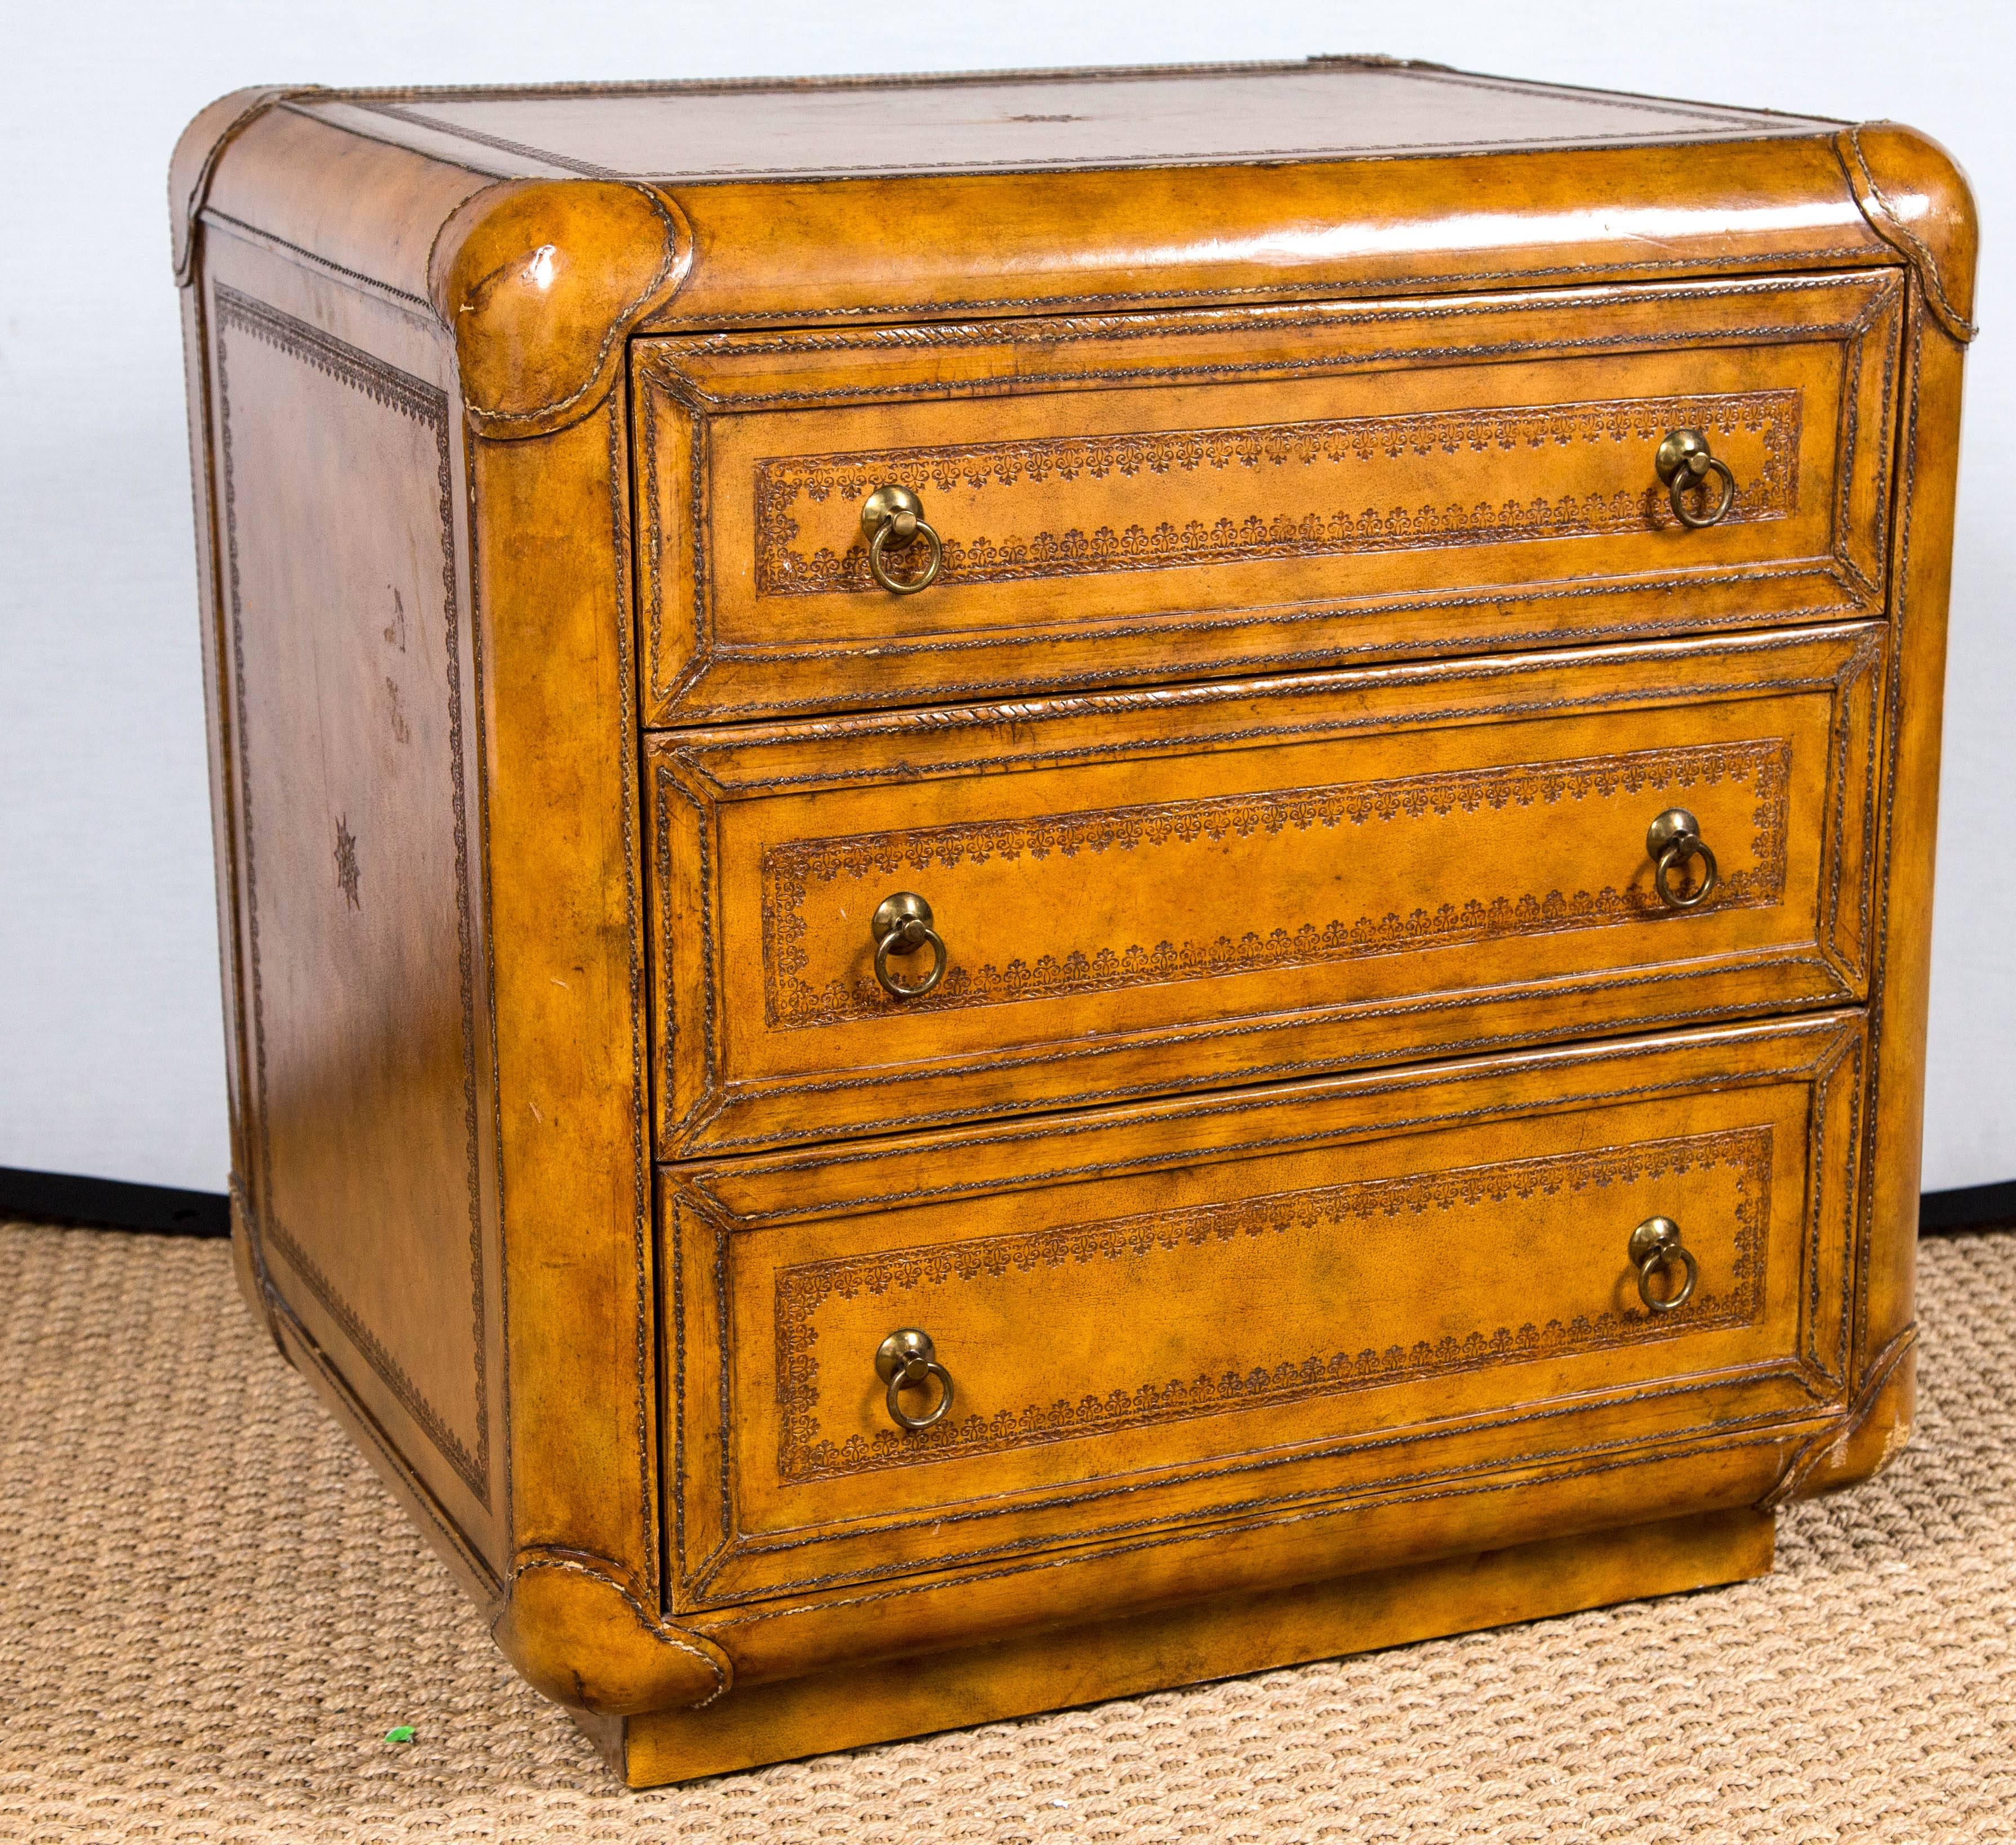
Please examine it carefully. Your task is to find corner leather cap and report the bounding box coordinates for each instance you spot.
[429,179,692,438]
[492,1552,731,1715]
[171,86,326,287]
[1836,122,1980,343]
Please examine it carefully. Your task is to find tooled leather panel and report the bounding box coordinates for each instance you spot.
[773,1129,1773,1484]
[760,740,1792,1030]
[754,393,1803,599]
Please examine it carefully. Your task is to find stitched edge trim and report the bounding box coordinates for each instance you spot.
[1838,125,1977,343]
[506,1555,731,1705]
[1756,1319,1917,1509]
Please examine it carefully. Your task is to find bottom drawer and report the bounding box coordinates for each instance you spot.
[662,1013,1865,1610]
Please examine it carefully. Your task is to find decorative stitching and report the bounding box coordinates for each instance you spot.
[262,1273,502,1600]
[635,278,1893,718]
[1843,125,1977,341]
[601,386,660,1598]
[202,208,438,313]
[688,1381,1814,1600]
[670,663,1871,801]
[173,87,326,284]
[752,393,1800,599]
[674,616,1878,750]
[772,1130,1770,1484]
[306,59,1809,123]
[465,185,688,431]
[329,61,1825,186]
[1849,294,1924,1381]
[695,339,1832,414]
[687,1016,1856,1226]
[461,423,515,1555]
[696,1431,1807,1632]
[652,585,1873,723]
[1759,1319,1916,1509]
[758,741,1791,1030]
[508,1555,729,1701]
[648,251,1887,332]
[656,769,719,1141]
[645,273,1886,361]
[358,101,622,178]
[272,100,502,182]
[669,964,1854,1158]
[693,1403,1814,1605]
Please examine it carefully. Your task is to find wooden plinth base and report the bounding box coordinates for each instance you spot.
[575,1507,1774,1788]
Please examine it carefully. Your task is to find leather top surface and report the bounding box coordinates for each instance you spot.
[302,60,1839,184]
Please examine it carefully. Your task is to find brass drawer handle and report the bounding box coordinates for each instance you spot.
[1628,1216,1699,1314]
[1655,428,1737,529]
[871,891,947,998]
[875,1328,955,1432]
[1646,808,1718,910]
[860,483,944,595]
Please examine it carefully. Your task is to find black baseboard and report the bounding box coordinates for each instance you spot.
[1919,1177,2016,1235]
[2,1164,2011,1243]
[0,1166,230,1238]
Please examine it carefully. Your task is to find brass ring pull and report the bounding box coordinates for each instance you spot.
[870,891,947,998]
[875,1328,954,1432]
[1654,428,1737,530]
[860,483,944,595]
[1646,808,1719,910]
[1628,1216,1699,1314]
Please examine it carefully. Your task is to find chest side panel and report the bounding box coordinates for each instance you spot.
[202,256,501,1556]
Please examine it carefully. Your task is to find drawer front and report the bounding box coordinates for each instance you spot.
[634,272,1901,721]
[662,1016,1864,1608]
[651,625,1882,1155]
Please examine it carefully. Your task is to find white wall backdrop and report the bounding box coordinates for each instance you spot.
[3,1,2010,1193]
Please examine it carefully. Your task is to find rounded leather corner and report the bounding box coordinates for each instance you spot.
[491,1553,731,1715]
[1767,1328,1917,1507]
[1836,122,1980,342]
[170,86,322,287]
[428,179,693,438]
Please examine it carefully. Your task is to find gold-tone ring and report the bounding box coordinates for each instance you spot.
[1668,456,1736,530]
[1655,838,1719,909]
[1646,809,1717,910]
[870,892,947,999]
[1628,1216,1699,1314]
[1637,1242,1699,1314]
[867,516,943,595]
[875,922,946,997]
[1654,429,1738,531]
[875,1328,955,1433]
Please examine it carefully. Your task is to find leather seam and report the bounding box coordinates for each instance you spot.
[646,250,1888,330]
[693,1431,1806,1630]
[466,184,688,432]
[1756,1318,1916,1508]
[508,1556,730,1702]
[679,1017,1858,1222]
[689,1395,1824,1603]
[1839,125,1976,343]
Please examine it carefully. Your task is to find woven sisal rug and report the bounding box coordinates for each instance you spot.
[2,1219,2011,1842]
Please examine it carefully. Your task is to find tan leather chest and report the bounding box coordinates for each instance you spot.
[176,60,1975,1787]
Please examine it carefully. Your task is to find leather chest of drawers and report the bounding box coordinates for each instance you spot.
[171,59,1977,1786]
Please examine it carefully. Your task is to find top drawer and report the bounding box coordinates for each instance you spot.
[634,272,1903,721]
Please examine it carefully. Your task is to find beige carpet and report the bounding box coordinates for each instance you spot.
[2,1221,2013,1844]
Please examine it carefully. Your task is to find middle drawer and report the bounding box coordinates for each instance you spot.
[650,624,1881,1155]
